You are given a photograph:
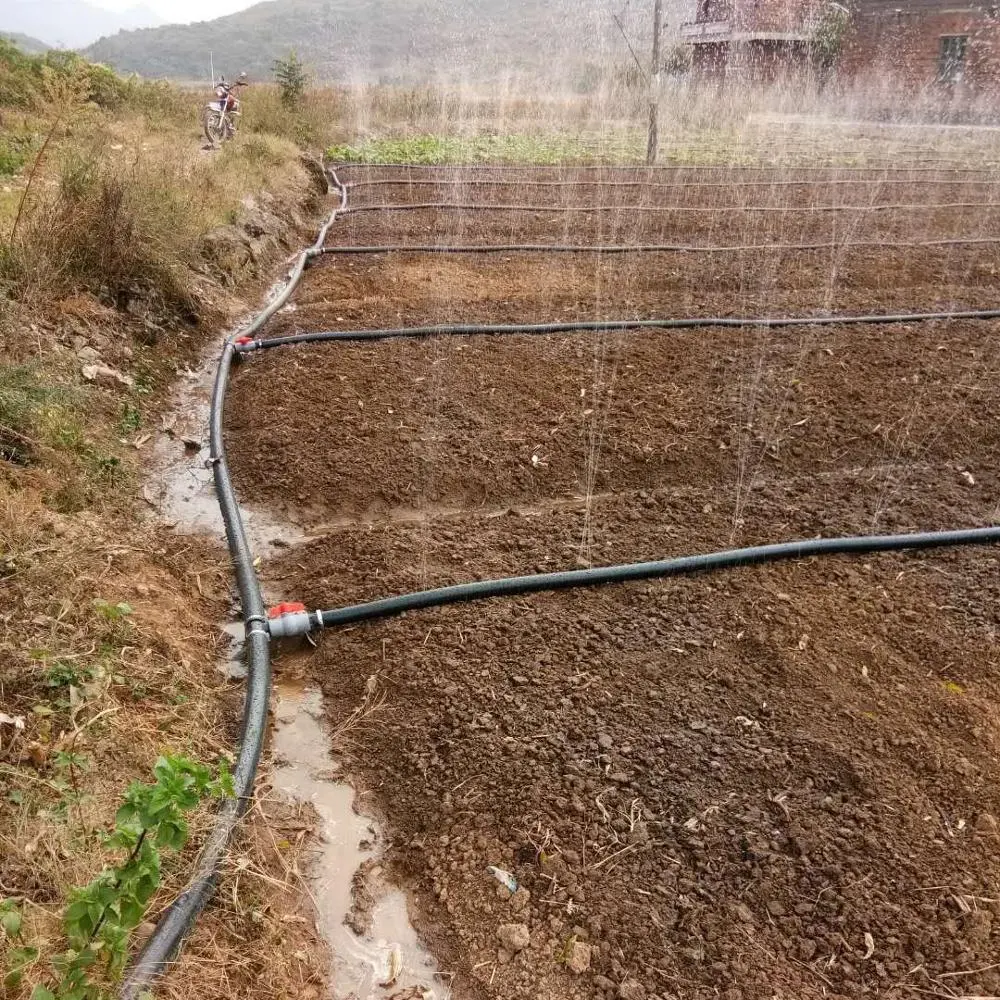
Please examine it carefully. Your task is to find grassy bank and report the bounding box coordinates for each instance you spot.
[0,41,328,1000]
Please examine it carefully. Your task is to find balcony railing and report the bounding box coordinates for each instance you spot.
[679,19,733,40]
[680,17,816,42]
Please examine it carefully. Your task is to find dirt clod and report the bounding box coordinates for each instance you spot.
[566,939,592,974]
[619,981,647,1000]
[497,922,530,952]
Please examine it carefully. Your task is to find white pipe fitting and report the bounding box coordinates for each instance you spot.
[267,611,319,639]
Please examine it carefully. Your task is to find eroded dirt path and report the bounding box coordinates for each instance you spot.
[226,164,1000,1000]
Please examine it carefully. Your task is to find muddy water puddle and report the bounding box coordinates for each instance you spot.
[273,681,445,1000]
[149,247,445,1000]
[146,339,308,560]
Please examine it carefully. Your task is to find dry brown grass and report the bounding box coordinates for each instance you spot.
[2,111,305,312]
[0,60,329,999]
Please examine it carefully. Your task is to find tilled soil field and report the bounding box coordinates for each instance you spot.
[227,164,1000,1000]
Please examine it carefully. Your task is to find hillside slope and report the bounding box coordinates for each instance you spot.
[85,0,664,84]
[1,32,50,53]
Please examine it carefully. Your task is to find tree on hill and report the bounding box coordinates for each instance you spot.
[273,50,309,107]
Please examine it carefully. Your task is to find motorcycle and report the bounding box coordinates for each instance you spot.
[203,75,244,146]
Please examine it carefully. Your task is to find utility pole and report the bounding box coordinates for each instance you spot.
[646,0,663,164]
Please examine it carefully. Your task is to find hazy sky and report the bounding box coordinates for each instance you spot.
[91,0,260,24]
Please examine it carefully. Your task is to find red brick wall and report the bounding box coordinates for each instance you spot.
[691,38,811,81]
[733,0,823,34]
[840,6,1000,91]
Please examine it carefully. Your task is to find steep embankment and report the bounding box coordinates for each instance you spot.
[0,41,333,1000]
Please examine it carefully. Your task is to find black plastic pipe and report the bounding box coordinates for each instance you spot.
[119,168,348,1000]
[120,341,270,997]
[238,308,1000,353]
[343,200,996,215]
[347,177,1000,191]
[334,161,998,174]
[316,526,1000,630]
[318,235,1000,256]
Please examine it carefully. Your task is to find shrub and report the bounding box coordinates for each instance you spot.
[0,129,32,176]
[273,50,309,108]
[9,151,199,313]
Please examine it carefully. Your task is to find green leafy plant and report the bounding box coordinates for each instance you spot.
[2,755,233,999]
[90,599,134,651]
[93,600,131,622]
[43,662,89,690]
[1,899,40,992]
[272,51,308,108]
[117,405,141,436]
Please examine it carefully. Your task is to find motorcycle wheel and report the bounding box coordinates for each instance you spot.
[203,110,226,146]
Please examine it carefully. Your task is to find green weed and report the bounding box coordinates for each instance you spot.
[0,364,76,465]
[117,405,141,436]
[1,755,233,998]
[92,600,134,648]
[0,131,33,176]
[93,600,132,623]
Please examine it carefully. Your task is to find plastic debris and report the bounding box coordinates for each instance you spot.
[487,865,518,892]
[380,943,402,988]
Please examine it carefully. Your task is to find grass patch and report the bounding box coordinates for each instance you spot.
[0,364,78,466]
[0,129,33,176]
[242,83,340,150]
[326,132,622,165]
[2,123,303,314]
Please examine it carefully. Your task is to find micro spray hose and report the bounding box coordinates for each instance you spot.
[316,235,1000,256]
[119,168,347,999]
[341,200,995,215]
[309,527,1000,631]
[234,308,1000,353]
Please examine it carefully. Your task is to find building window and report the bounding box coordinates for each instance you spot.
[939,35,968,83]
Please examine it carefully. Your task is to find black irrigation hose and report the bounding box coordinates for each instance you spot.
[343,200,1000,215]
[318,235,1000,256]
[120,341,270,998]
[335,161,1000,173]
[348,177,1000,190]
[119,169,349,1000]
[316,527,1000,630]
[237,308,1000,353]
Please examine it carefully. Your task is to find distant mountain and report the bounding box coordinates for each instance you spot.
[1,0,164,50]
[84,0,676,84]
[1,32,51,54]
